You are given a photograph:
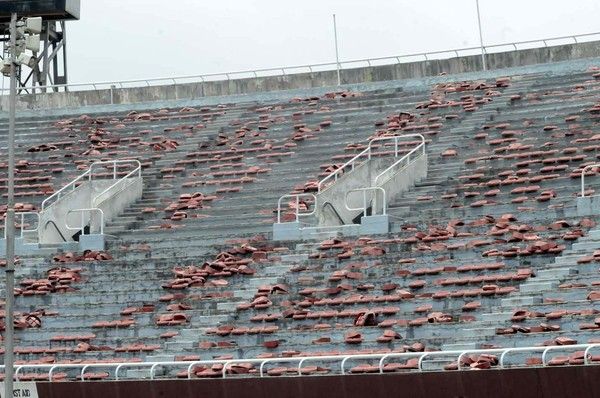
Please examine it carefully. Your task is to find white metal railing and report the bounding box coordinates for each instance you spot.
[276,193,317,224]
[6,32,600,94]
[2,211,39,239]
[65,208,105,236]
[318,147,370,192]
[318,134,425,192]
[3,344,600,382]
[91,159,142,207]
[41,168,91,211]
[580,163,600,197]
[41,159,141,211]
[374,135,427,186]
[345,187,387,218]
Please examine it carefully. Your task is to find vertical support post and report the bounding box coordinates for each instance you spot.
[5,12,18,398]
[60,21,68,91]
[373,190,377,216]
[333,14,341,86]
[41,21,49,90]
[475,0,487,71]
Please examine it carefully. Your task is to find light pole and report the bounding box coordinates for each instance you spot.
[332,14,341,86]
[475,0,487,71]
[4,12,17,398]
[3,13,39,398]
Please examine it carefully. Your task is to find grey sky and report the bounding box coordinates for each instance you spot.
[65,0,600,83]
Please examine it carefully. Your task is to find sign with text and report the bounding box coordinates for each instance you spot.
[0,382,39,398]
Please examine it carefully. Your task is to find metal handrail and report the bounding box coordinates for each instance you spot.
[41,159,141,211]
[5,31,600,94]
[344,187,387,218]
[367,134,424,155]
[318,134,425,192]
[580,163,600,197]
[43,220,68,242]
[41,169,90,210]
[91,159,141,207]
[499,344,600,367]
[65,208,105,236]
[322,201,345,225]
[3,211,39,239]
[276,193,317,223]
[318,147,372,192]
[374,134,426,186]
[4,344,600,382]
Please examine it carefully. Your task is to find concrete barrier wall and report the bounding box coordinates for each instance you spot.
[40,184,94,244]
[94,177,143,225]
[5,40,600,110]
[316,158,388,225]
[379,154,428,206]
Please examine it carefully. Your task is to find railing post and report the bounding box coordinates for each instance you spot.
[373,190,377,215]
[333,14,341,86]
[295,196,300,222]
[475,0,487,71]
[100,211,104,235]
[277,198,282,224]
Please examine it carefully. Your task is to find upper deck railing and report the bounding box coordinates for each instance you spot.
[4,31,600,94]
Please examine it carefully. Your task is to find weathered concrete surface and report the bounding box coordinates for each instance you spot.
[4,40,600,110]
[317,158,388,226]
[94,177,143,225]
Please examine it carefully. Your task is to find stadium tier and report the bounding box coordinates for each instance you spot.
[3,62,600,395]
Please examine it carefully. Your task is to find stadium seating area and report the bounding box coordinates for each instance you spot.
[4,64,600,380]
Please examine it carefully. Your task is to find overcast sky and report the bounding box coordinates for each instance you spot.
[63,0,600,83]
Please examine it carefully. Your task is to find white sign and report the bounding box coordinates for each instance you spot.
[0,382,39,398]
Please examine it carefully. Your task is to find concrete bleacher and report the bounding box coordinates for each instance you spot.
[3,62,600,379]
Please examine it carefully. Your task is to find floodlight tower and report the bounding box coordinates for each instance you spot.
[0,1,80,91]
[15,19,69,91]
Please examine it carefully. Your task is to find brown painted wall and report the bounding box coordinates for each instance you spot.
[35,366,600,398]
